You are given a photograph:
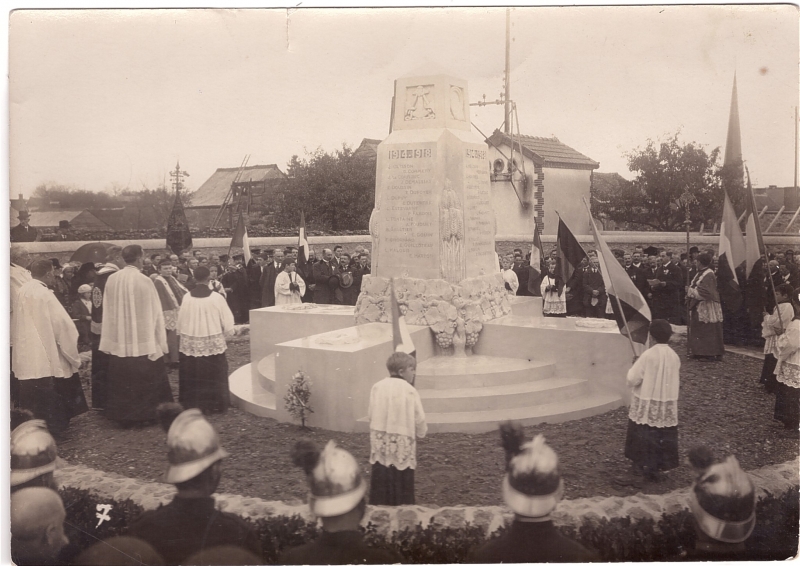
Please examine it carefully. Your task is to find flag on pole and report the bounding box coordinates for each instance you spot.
[390,278,415,356]
[586,208,652,353]
[298,211,310,266]
[166,191,193,255]
[743,167,765,279]
[556,216,588,285]
[717,190,746,311]
[527,219,545,295]
[230,211,251,265]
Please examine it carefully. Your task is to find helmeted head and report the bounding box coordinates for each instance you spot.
[159,406,228,484]
[11,419,58,490]
[687,446,756,544]
[499,422,563,519]
[291,440,367,517]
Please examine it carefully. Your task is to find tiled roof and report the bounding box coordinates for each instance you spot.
[353,138,382,161]
[486,130,599,170]
[190,165,286,208]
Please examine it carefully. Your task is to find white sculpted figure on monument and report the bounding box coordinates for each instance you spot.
[355,72,511,354]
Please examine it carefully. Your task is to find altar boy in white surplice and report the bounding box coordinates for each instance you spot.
[274,260,306,305]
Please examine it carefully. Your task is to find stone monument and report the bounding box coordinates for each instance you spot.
[230,71,631,434]
[356,73,511,352]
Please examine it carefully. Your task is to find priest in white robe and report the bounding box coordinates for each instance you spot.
[176,266,235,413]
[100,245,173,424]
[274,260,306,305]
[11,260,87,436]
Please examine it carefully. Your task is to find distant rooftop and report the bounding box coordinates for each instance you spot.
[190,164,286,208]
[486,130,599,170]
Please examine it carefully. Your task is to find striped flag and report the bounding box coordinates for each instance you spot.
[390,278,415,356]
[298,211,310,266]
[556,216,588,284]
[528,219,545,295]
[586,208,652,354]
[229,211,251,265]
[743,167,764,278]
[717,190,746,311]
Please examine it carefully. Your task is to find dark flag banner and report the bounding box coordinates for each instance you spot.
[586,209,652,354]
[527,219,545,295]
[166,191,193,255]
[229,211,251,265]
[717,190,746,312]
[556,216,587,285]
[743,167,765,279]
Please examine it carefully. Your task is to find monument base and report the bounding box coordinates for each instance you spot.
[230,299,628,433]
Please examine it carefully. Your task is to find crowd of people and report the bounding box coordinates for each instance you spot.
[9,238,799,564]
[504,244,800,360]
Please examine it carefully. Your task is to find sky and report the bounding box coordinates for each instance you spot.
[8,5,799,198]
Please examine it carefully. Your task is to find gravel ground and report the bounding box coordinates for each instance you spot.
[59,334,799,507]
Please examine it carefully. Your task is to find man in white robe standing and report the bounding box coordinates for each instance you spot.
[11,260,87,438]
[100,245,173,425]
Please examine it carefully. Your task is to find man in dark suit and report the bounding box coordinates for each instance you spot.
[650,251,683,324]
[55,220,73,241]
[10,210,40,243]
[260,249,283,307]
[624,252,650,299]
[312,248,339,304]
[512,252,531,296]
[247,249,263,309]
[582,255,606,318]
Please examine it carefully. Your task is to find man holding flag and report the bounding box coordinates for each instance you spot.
[717,190,748,345]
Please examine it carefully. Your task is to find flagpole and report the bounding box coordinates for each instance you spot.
[678,188,695,357]
[581,198,639,361]
[747,166,784,333]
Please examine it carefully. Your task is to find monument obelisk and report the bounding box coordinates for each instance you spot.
[357,72,511,352]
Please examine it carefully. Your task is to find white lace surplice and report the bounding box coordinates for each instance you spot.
[368,377,427,470]
[176,291,235,357]
[776,320,800,388]
[763,303,794,357]
[540,275,566,315]
[627,343,681,428]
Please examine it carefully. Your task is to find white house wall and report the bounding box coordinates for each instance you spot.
[486,144,592,237]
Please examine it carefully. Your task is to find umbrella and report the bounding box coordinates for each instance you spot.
[69,242,122,264]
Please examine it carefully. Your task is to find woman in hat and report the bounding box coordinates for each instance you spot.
[469,423,597,563]
[280,440,399,565]
[686,253,725,360]
[127,406,261,565]
[72,284,94,351]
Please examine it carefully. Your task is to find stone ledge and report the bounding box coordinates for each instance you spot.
[54,458,798,537]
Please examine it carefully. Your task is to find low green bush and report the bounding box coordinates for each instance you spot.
[54,485,798,563]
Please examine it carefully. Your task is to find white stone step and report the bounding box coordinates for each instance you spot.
[415,355,555,390]
[229,363,277,418]
[256,354,276,394]
[422,391,623,434]
[418,377,589,413]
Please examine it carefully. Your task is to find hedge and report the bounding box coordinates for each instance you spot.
[56,486,798,563]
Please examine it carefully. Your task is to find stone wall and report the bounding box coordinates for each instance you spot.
[54,458,798,537]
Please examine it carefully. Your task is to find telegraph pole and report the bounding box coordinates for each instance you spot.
[503,8,511,134]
